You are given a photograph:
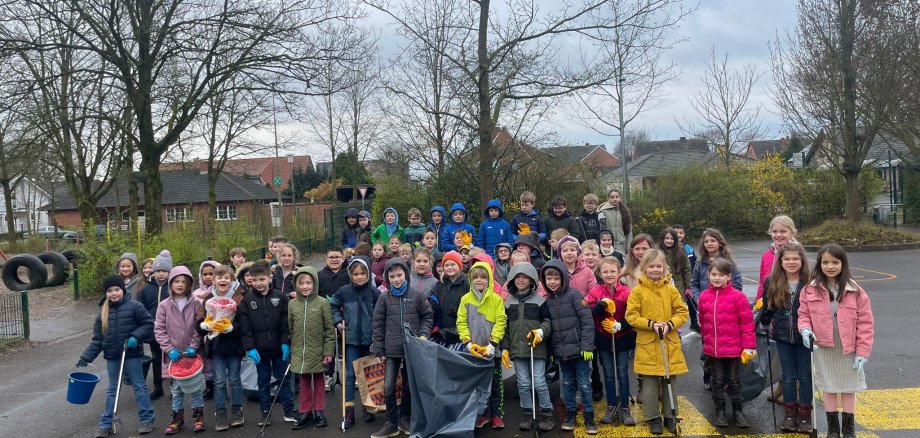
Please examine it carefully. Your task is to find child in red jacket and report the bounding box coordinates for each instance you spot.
[698,258,756,429]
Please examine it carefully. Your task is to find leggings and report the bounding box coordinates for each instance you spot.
[823,392,856,413]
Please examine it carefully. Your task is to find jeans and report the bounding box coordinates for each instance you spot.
[345,344,371,402]
[212,353,243,410]
[684,294,699,328]
[775,340,813,404]
[598,348,632,406]
[298,372,325,412]
[512,357,552,410]
[170,378,204,412]
[641,375,677,420]
[255,354,294,412]
[708,356,741,405]
[101,356,154,428]
[384,357,411,423]
[559,357,593,414]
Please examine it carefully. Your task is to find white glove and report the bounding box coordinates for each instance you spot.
[612,321,622,333]
[801,328,815,350]
[485,344,496,358]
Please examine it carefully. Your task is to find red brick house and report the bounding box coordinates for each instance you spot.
[160,155,313,191]
[543,144,620,177]
[745,138,789,160]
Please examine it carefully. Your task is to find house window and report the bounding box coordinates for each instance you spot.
[215,205,238,221]
[165,207,192,222]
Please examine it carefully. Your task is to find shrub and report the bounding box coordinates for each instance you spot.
[798,219,920,246]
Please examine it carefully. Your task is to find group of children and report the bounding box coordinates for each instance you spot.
[77,191,875,438]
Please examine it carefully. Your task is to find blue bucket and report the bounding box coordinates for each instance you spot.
[67,371,101,404]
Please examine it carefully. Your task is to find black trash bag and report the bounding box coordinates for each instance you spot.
[740,329,781,401]
[403,329,494,438]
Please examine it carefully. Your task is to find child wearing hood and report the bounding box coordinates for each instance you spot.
[114,252,144,300]
[288,266,336,430]
[341,208,360,249]
[426,206,446,251]
[235,262,254,295]
[555,235,598,296]
[372,207,405,245]
[403,207,427,247]
[500,263,554,431]
[330,258,381,428]
[493,243,513,286]
[514,232,546,271]
[471,252,505,299]
[77,275,155,438]
[458,261,508,430]
[195,265,246,430]
[439,203,476,252]
[478,198,515,259]
[357,211,373,244]
[155,266,205,434]
[193,260,221,301]
[541,259,597,434]
[370,258,434,437]
[138,250,173,400]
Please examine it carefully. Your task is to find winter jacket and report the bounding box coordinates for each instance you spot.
[471,252,504,298]
[113,253,142,301]
[194,282,245,358]
[544,210,579,240]
[371,255,389,287]
[478,199,515,257]
[586,282,635,352]
[288,267,336,374]
[81,299,153,362]
[431,273,468,344]
[138,279,169,343]
[759,276,807,345]
[690,257,743,302]
[371,258,434,358]
[318,265,350,299]
[493,255,511,286]
[541,260,594,361]
[698,284,755,358]
[271,264,300,298]
[597,203,632,254]
[500,263,552,360]
[563,258,598,296]
[625,274,689,376]
[757,245,778,301]
[356,224,373,245]
[427,206,447,251]
[457,261,507,346]
[341,208,360,249]
[371,208,405,245]
[403,223,427,247]
[575,210,600,243]
[409,271,438,297]
[665,250,692,296]
[440,203,476,252]
[514,232,545,271]
[154,294,204,378]
[798,280,874,357]
[192,260,221,301]
[329,259,380,346]
[509,209,547,244]
[682,241,697,271]
[237,288,290,355]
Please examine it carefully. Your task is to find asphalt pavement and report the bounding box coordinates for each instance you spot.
[1,240,916,437]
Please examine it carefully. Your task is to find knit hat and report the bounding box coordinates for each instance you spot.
[101,275,127,294]
[359,210,372,219]
[441,251,463,270]
[555,235,582,257]
[152,249,173,272]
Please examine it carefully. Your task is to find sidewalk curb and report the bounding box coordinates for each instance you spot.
[803,242,920,252]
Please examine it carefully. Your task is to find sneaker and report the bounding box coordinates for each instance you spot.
[491,416,504,430]
[397,416,410,434]
[561,411,577,431]
[229,405,244,427]
[475,414,490,429]
[600,405,619,424]
[314,411,328,428]
[138,423,155,435]
[664,417,677,433]
[584,414,598,435]
[258,410,272,427]
[370,421,400,438]
[215,409,229,432]
[622,405,637,426]
[538,408,555,431]
[362,406,376,423]
[283,407,300,423]
[648,416,663,435]
[519,409,533,430]
[324,374,335,392]
[95,427,113,438]
[291,411,314,430]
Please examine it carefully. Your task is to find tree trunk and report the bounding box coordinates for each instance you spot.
[140,155,164,236]
[477,0,493,208]
[208,167,218,227]
[843,170,861,221]
[1,179,17,243]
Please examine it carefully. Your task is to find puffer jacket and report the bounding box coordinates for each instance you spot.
[514,232,545,270]
[138,279,169,343]
[371,258,433,358]
[410,271,438,297]
[500,263,551,360]
[665,250,692,295]
[625,274,688,376]
[575,209,600,243]
[431,273,468,344]
[318,265,350,299]
[698,284,755,358]
[272,263,301,298]
[478,198,515,257]
[154,293,204,377]
[81,299,153,362]
[756,244,777,301]
[288,267,336,374]
[564,258,598,296]
[329,259,379,346]
[759,276,807,344]
[404,222,427,247]
[690,257,743,301]
[457,261,507,346]
[798,280,874,357]
[509,209,547,243]
[238,288,290,355]
[440,203,476,252]
[544,210,579,239]
[586,282,635,352]
[371,207,405,245]
[195,282,245,358]
[427,206,447,251]
[541,260,594,361]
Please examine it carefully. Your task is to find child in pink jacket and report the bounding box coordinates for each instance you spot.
[697,258,756,429]
[555,236,597,296]
[798,244,874,438]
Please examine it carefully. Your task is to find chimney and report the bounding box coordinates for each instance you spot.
[585,142,590,147]
[679,136,687,142]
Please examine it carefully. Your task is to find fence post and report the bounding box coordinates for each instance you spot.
[73,268,80,301]
[20,291,29,340]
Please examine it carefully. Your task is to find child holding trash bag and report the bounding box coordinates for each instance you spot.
[458,261,508,430]
[625,249,688,435]
[798,244,874,438]
[154,266,205,434]
[697,258,757,428]
[77,275,156,438]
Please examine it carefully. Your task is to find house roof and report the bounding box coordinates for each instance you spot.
[747,138,788,159]
[160,155,313,189]
[544,145,598,163]
[43,169,280,211]
[804,130,918,167]
[634,137,710,157]
[625,152,717,178]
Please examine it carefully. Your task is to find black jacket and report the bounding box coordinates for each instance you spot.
[329,278,379,346]
[137,280,169,343]
[544,211,579,240]
[238,288,290,355]
[195,286,245,358]
[575,210,600,243]
[271,266,298,297]
[541,260,595,360]
[759,276,807,345]
[81,299,153,362]
[431,274,468,344]
[318,266,350,299]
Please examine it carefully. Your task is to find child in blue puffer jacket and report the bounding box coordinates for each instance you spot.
[479,198,515,259]
[440,203,476,252]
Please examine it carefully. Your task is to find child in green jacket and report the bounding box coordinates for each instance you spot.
[288,266,335,430]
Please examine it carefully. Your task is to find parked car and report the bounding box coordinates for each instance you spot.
[22,226,78,240]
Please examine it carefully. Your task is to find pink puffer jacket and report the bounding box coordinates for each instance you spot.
[698,284,755,358]
[566,259,598,297]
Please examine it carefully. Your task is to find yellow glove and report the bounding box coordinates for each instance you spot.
[741,349,757,365]
[468,343,484,357]
[601,298,616,315]
[199,314,215,331]
[582,350,594,361]
[211,318,231,334]
[501,350,512,369]
[753,298,763,310]
[518,223,531,236]
[459,230,473,246]
[265,252,274,262]
[527,329,543,346]
[419,335,427,341]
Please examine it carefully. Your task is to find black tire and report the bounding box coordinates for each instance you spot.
[61,249,85,264]
[37,251,69,287]
[1,254,48,291]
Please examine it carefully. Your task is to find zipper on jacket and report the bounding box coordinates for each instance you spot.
[261,294,271,349]
[300,299,308,373]
[712,288,719,356]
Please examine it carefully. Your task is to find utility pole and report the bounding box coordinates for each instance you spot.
[273,95,282,227]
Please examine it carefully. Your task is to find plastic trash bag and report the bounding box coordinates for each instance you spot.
[740,328,781,401]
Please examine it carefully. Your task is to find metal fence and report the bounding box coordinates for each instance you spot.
[0,292,29,340]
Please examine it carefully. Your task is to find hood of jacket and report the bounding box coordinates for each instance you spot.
[448,202,467,224]
[345,208,359,219]
[291,266,320,300]
[383,207,400,226]
[637,273,674,289]
[467,261,495,297]
[167,266,195,297]
[471,252,496,273]
[347,257,371,285]
[384,257,411,285]
[198,260,221,279]
[540,259,570,296]
[235,262,253,282]
[507,262,538,295]
[114,252,139,275]
[430,205,446,224]
[597,201,620,212]
[514,232,539,252]
[483,198,504,219]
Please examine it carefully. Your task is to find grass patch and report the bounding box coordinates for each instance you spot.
[798,219,920,246]
[0,338,33,355]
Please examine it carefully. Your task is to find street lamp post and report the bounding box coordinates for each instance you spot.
[617,76,629,201]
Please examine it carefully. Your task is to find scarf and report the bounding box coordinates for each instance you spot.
[391,281,408,297]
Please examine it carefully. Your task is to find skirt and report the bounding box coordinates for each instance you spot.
[813,342,866,393]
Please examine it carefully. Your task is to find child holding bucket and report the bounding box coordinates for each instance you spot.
[154,266,205,434]
[77,275,156,437]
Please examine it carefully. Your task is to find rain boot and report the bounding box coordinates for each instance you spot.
[343,404,356,429]
[193,407,205,433]
[165,410,184,435]
[797,403,813,433]
[732,402,750,428]
[841,412,855,438]
[781,402,798,431]
[826,411,841,438]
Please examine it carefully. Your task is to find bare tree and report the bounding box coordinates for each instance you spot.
[886,3,920,162]
[771,0,909,220]
[679,47,763,168]
[0,60,37,241]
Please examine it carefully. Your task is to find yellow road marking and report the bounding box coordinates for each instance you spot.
[573,397,720,437]
[733,245,897,282]
[856,388,920,430]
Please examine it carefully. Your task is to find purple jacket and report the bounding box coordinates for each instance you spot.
[154,294,203,378]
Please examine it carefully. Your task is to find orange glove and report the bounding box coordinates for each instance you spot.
[211,318,231,334]
[501,350,512,369]
[601,298,616,315]
[459,230,473,246]
[265,252,273,262]
[527,329,544,346]
[518,223,531,236]
[601,317,621,334]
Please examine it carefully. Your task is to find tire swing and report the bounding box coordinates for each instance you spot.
[2,254,48,291]
[37,251,70,287]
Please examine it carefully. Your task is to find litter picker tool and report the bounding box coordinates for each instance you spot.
[610,334,623,425]
[809,335,818,438]
[256,363,292,438]
[341,327,347,432]
[530,344,540,437]
[658,327,681,435]
[111,341,128,433]
[767,346,777,429]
